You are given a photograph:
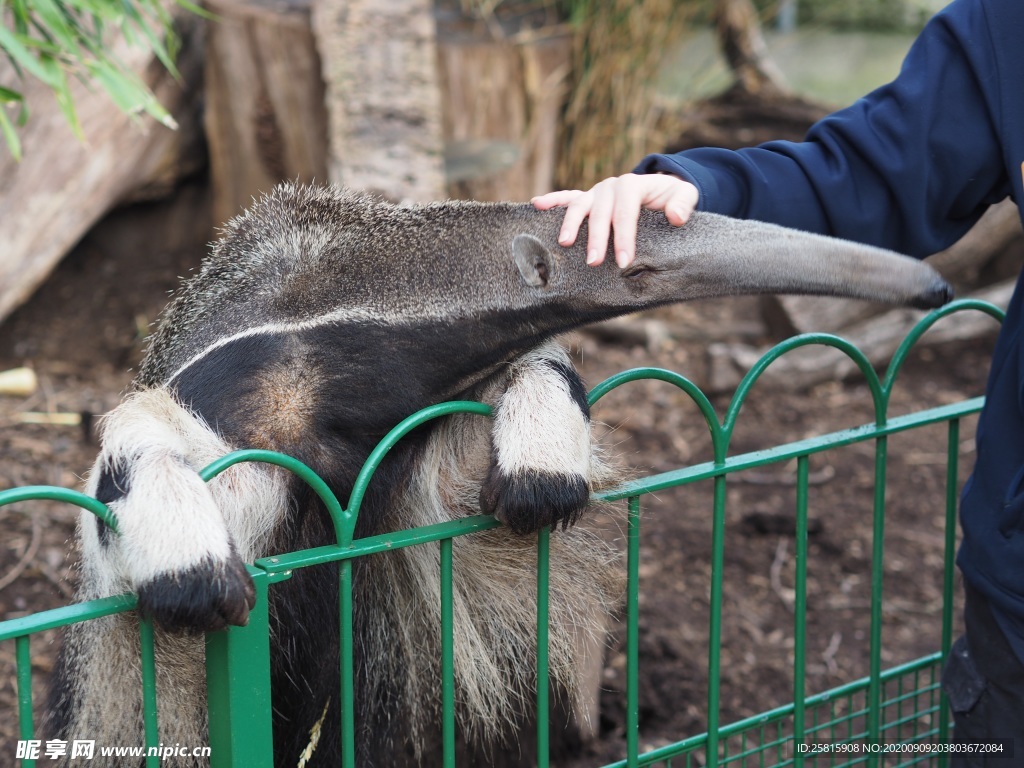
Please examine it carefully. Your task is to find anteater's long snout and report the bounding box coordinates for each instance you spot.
[640,211,955,310]
[914,279,955,309]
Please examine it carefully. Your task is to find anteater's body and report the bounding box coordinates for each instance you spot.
[45,185,951,766]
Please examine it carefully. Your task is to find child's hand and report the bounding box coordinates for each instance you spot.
[531,173,699,267]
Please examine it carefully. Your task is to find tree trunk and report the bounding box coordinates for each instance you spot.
[714,0,789,97]
[436,22,571,201]
[203,0,329,226]
[313,0,446,202]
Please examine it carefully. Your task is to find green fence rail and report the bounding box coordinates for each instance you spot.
[0,298,1005,767]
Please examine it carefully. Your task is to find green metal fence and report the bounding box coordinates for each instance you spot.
[0,298,1004,767]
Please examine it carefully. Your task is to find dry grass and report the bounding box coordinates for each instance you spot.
[443,0,711,190]
[557,0,707,189]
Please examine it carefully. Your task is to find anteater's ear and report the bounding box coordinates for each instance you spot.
[513,234,554,288]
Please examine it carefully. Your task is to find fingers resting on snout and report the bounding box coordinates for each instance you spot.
[531,174,699,268]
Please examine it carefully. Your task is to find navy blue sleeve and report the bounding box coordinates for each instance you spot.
[635,0,1010,259]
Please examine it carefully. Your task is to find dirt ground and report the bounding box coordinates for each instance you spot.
[0,180,1001,765]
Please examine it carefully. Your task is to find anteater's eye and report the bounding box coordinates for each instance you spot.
[622,264,655,279]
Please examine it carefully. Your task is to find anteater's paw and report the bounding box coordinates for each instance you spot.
[481,465,591,534]
[136,555,256,634]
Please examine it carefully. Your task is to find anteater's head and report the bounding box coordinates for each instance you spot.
[502,206,952,321]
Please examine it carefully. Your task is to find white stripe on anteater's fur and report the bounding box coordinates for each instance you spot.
[45,184,951,767]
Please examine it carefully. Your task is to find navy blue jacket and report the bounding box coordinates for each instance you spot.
[637,0,1024,659]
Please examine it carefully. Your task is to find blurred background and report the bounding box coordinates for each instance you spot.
[1,0,952,338]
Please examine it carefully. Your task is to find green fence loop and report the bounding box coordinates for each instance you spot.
[588,367,725,460]
[200,449,348,544]
[0,485,118,533]
[725,333,887,433]
[882,298,1007,395]
[344,400,492,544]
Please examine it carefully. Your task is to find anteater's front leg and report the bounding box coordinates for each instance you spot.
[81,388,287,632]
[480,340,595,534]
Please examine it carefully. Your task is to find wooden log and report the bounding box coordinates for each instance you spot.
[313,0,446,202]
[436,22,572,201]
[203,0,329,226]
[0,14,205,327]
[707,279,1014,394]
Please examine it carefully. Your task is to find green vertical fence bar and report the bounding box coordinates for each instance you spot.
[626,496,641,768]
[793,455,810,767]
[537,526,551,768]
[706,473,728,768]
[16,635,34,768]
[829,697,838,768]
[339,558,356,768]
[206,566,274,768]
[938,418,960,760]
[867,434,888,765]
[896,673,905,746]
[139,617,160,768]
[441,537,456,768]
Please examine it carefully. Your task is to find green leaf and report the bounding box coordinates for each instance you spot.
[0,105,24,161]
[0,85,25,103]
[171,0,215,21]
[38,53,83,139]
[0,0,200,155]
[126,13,178,77]
[85,58,145,111]
[85,58,176,128]
[0,24,61,86]
[140,94,175,129]
[115,0,179,77]
[0,85,31,128]
[10,0,32,35]
[29,0,84,58]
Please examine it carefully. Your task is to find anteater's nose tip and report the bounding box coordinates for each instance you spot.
[914,279,954,309]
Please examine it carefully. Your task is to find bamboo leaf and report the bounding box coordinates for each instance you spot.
[124,12,177,77]
[0,24,60,86]
[171,0,214,21]
[86,59,176,128]
[0,105,24,160]
[39,53,83,139]
[0,85,25,103]
[140,93,175,129]
[118,0,173,52]
[10,0,32,35]
[29,0,83,57]
[0,0,198,155]
[86,58,147,112]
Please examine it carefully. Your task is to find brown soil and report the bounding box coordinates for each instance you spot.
[0,180,997,765]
